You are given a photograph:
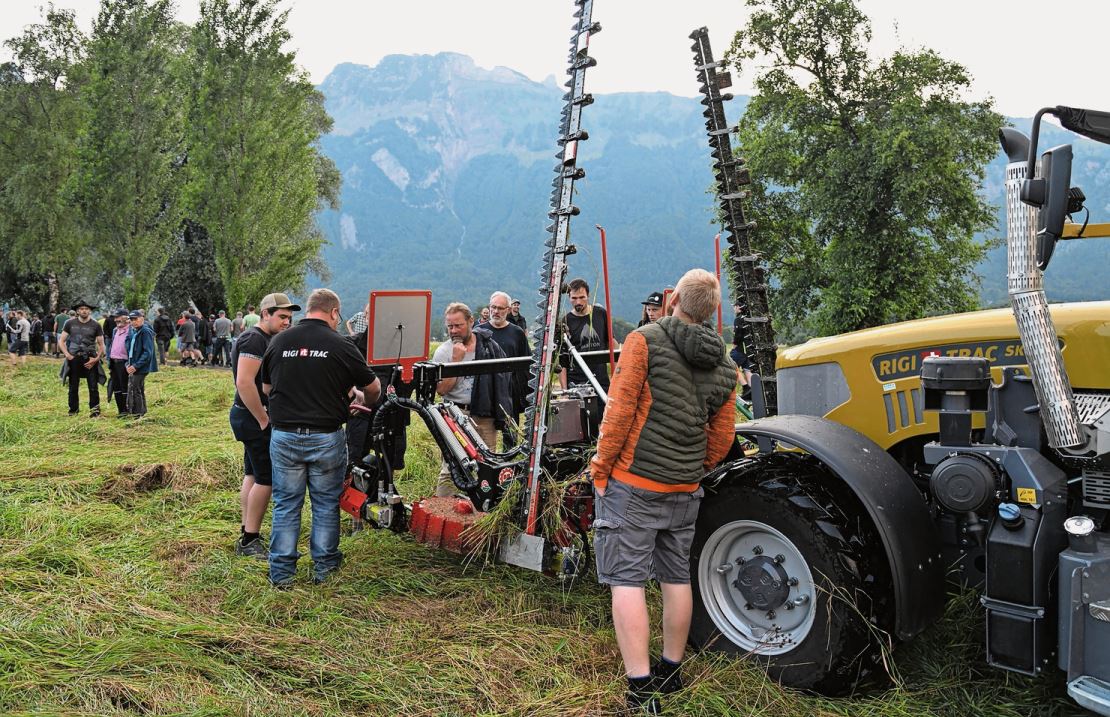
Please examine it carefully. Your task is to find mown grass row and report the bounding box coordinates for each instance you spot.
[0,358,1085,715]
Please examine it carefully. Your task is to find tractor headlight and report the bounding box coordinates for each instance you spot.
[776,362,851,417]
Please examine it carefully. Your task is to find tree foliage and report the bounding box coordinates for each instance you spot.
[185,0,337,312]
[76,0,187,308]
[0,1,336,314]
[726,0,1002,338]
[0,5,87,312]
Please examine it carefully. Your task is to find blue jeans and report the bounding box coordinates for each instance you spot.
[268,428,348,584]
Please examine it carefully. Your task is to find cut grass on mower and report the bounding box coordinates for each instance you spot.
[0,358,1086,716]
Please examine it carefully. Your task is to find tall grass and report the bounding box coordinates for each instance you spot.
[0,358,1085,715]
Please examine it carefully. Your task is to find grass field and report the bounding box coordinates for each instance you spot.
[0,358,1087,716]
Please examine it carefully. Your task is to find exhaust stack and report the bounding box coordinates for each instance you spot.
[1002,131,1085,451]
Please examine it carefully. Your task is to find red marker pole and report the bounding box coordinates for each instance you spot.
[597,224,617,374]
[714,233,723,335]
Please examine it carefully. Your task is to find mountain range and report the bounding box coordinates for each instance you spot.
[314,52,1110,334]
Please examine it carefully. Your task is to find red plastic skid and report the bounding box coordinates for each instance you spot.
[340,485,368,519]
[409,497,484,554]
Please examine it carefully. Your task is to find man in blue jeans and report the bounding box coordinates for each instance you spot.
[261,288,380,587]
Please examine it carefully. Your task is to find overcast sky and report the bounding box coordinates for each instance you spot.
[1,0,1106,117]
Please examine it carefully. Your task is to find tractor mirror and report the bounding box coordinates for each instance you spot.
[1034,143,1073,270]
[1055,105,1110,146]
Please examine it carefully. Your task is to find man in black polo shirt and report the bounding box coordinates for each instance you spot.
[261,288,380,587]
[230,292,298,558]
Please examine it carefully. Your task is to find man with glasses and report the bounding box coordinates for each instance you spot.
[124,310,157,418]
[484,291,530,434]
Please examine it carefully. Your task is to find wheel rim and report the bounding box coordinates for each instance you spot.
[697,519,817,655]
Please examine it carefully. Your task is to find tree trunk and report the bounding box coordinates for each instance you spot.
[46,271,60,315]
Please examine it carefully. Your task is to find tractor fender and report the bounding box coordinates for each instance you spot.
[730,413,945,640]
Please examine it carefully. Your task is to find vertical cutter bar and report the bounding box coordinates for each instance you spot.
[522,0,598,535]
[689,27,778,413]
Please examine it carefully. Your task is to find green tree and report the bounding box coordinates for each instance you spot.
[185,0,337,313]
[76,0,186,308]
[0,6,87,313]
[726,0,1002,337]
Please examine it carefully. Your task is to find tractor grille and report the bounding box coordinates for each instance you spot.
[1083,470,1110,508]
[1075,391,1110,426]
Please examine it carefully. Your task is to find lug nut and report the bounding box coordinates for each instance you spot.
[766,610,776,619]
[785,602,795,611]
[753,545,764,555]
[743,602,752,610]
[735,556,746,565]
[774,554,785,564]
[788,577,799,587]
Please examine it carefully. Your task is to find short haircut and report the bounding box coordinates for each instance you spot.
[489,291,511,306]
[675,268,721,324]
[247,305,255,312]
[444,301,473,322]
[218,310,225,316]
[305,288,340,314]
[567,278,590,295]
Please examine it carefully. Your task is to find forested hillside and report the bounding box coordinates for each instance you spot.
[315,53,1110,328]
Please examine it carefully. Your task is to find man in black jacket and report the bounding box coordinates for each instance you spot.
[431,301,512,497]
[152,308,175,366]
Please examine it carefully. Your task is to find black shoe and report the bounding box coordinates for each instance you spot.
[269,579,293,591]
[235,536,268,559]
[68,409,79,416]
[651,658,683,695]
[625,690,662,715]
[89,407,101,418]
[625,675,662,715]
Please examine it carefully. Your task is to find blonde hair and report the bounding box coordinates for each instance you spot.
[674,269,720,324]
[444,302,473,322]
[306,288,340,314]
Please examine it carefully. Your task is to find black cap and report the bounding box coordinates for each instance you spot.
[112,308,129,318]
[641,291,664,307]
[128,309,145,319]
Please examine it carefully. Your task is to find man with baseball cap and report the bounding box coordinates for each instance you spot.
[230,292,299,558]
[638,291,664,327]
[106,309,132,415]
[507,297,527,331]
[125,310,157,418]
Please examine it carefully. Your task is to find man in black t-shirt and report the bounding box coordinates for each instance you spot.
[152,308,175,366]
[229,292,298,558]
[261,288,380,588]
[561,277,612,392]
[59,300,107,416]
[508,297,528,332]
[486,291,531,430]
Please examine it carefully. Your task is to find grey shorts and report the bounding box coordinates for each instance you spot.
[593,478,704,587]
[179,341,196,350]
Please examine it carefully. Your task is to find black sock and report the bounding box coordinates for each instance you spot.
[240,531,260,545]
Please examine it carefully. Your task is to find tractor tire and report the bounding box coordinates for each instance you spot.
[689,452,893,695]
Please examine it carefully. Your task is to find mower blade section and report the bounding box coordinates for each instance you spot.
[521,0,598,535]
[689,26,778,414]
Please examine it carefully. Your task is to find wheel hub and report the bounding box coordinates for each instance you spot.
[734,556,789,610]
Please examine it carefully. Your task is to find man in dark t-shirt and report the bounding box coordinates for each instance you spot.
[561,278,611,392]
[486,291,531,429]
[261,288,380,587]
[59,300,107,416]
[229,292,298,558]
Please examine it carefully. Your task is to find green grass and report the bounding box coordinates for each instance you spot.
[0,358,1087,716]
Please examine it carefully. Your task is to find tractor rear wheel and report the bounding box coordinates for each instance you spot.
[689,452,892,695]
